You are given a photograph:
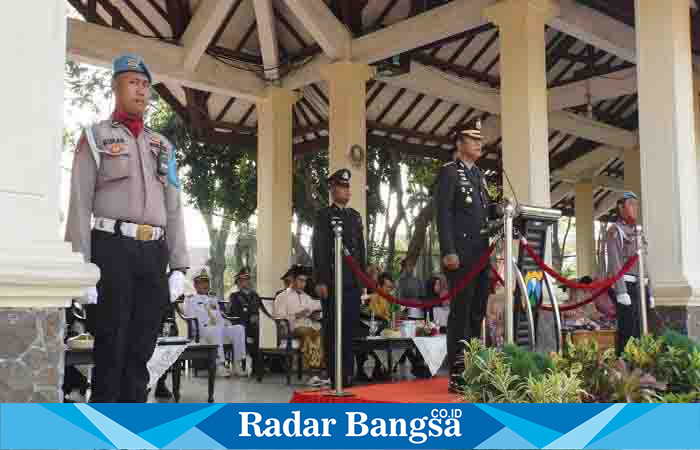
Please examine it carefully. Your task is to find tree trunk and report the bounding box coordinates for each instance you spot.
[385,154,406,270]
[403,199,434,269]
[380,187,393,251]
[368,214,376,259]
[292,233,312,266]
[551,219,563,273]
[202,211,233,299]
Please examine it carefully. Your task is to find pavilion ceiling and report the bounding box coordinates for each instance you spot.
[66,0,698,218]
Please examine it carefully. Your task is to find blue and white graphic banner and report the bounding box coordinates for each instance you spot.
[1,403,698,449]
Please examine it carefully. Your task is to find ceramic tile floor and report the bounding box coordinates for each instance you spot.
[151,371,298,403]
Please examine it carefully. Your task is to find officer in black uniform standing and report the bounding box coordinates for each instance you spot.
[435,118,491,393]
[312,169,366,386]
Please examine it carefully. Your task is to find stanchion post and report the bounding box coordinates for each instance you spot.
[504,201,515,345]
[636,225,649,336]
[324,217,352,397]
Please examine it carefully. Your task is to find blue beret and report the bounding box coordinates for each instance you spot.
[112,54,152,83]
[621,191,638,202]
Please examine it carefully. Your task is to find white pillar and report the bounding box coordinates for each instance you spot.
[623,147,642,196]
[0,1,97,307]
[256,87,297,297]
[623,147,643,223]
[575,181,595,277]
[485,0,559,207]
[320,62,374,223]
[635,0,700,306]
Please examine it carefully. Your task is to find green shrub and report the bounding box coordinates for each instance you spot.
[502,344,554,380]
[527,370,585,403]
[662,329,700,352]
[608,359,666,403]
[553,338,616,402]
[661,391,700,403]
[460,339,583,403]
[622,335,664,371]
[624,333,700,394]
[458,334,700,404]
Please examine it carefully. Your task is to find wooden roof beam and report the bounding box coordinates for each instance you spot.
[181,0,237,73]
[290,119,453,145]
[385,62,637,148]
[67,19,265,101]
[550,0,636,63]
[283,0,675,91]
[283,0,499,90]
[351,0,498,64]
[252,0,281,81]
[548,67,637,110]
[282,0,352,60]
[594,191,618,218]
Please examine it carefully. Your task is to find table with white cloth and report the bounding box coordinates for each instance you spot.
[352,335,447,379]
[64,337,217,402]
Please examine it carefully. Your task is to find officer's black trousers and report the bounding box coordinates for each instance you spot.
[446,262,489,375]
[613,281,652,354]
[322,287,360,384]
[90,230,168,403]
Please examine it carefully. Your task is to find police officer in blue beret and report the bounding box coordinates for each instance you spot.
[65,54,189,402]
[312,169,366,386]
[605,191,654,353]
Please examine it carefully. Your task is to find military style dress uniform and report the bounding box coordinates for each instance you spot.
[187,270,246,369]
[435,121,491,383]
[605,191,654,354]
[65,55,188,403]
[312,169,366,385]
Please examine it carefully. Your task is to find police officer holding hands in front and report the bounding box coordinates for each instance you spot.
[65,54,188,402]
[435,118,491,393]
[312,169,366,386]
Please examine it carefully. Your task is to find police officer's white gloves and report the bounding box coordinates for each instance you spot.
[649,296,655,309]
[169,271,186,303]
[616,293,632,306]
[85,286,98,305]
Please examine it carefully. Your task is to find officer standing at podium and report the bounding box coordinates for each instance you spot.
[312,169,366,386]
[65,54,189,402]
[435,118,491,393]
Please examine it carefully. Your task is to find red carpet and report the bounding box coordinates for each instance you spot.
[290,377,464,403]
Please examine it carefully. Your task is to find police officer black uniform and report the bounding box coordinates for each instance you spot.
[312,169,366,385]
[228,268,260,354]
[65,54,189,402]
[435,118,491,392]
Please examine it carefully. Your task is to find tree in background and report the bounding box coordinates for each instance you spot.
[149,102,257,298]
[292,145,390,268]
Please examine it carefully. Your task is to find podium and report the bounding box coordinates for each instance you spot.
[503,203,563,352]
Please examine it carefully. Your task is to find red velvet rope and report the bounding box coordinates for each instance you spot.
[520,238,639,290]
[487,277,604,312]
[540,256,639,311]
[489,254,637,312]
[344,243,496,309]
[540,285,608,312]
[490,265,505,290]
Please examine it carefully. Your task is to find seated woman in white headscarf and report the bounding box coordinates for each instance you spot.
[273,266,323,369]
[184,269,247,376]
